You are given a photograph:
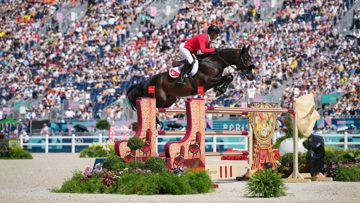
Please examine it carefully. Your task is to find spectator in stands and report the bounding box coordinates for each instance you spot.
[1,0,358,123]
[40,123,49,135]
[22,132,29,144]
[65,108,75,119]
[78,101,85,112]
[323,106,332,117]
[323,125,331,133]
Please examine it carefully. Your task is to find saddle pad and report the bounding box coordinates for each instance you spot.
[169,67,181,78]
[168,56,199,79]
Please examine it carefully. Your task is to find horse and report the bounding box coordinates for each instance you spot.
[126,45,256,124]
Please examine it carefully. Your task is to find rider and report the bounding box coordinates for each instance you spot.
[176,25,221,84]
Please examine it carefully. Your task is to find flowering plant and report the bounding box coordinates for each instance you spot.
[81,163,130,188]
[221,155,248,160]
[322,160,358,177]
[84,166,93,177]
[53,157,214,194]
[102,171,115,187]
[80,140,116,157]
[221,148,249,160]
[135,168,151,173]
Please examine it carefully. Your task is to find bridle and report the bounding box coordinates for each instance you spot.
[216,50,253,73]
[239,52,253,73]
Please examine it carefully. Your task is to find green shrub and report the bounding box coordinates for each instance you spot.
[276,152,308,177]
[277,147,360,180]
[96,120,111,130]
[51,171,84,193]
[126,160,145,172]
[79,147,90,157]
[144,157,166,173]
[322,148,360,178]
[52,169,214,195]
[127,136,144,151]
[102,154,125,171]
[343,148,360,162]
[126,136,144,160]
[334,165,360,182]
[79,145,108,158]
[9,146,33,159]
[131,122,138,131]
[1,145,32,159]
[185,170,214,193]
[246,169,287,198]
[51,171,108,194]
[323,147,337,163]
[80,141,115,158]
[112,162,127,171]
[0,144,10,158]
[117,171,197,195]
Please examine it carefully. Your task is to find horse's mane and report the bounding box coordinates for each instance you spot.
[195,49,240,59]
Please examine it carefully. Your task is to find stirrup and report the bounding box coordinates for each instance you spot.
[176,77,186,84]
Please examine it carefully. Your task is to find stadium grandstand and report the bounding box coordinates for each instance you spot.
[0,0,360,133]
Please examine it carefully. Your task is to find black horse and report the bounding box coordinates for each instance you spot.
[127,45,256,113]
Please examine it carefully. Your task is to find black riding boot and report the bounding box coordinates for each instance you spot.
[176,61,191,84]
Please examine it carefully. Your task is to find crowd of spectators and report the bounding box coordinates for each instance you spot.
[0,0,359,123]
[279,0,360,120]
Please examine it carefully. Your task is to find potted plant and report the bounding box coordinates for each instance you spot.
[274,113,307,156]
[127,136,144,160]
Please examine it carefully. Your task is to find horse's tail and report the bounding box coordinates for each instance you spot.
[126,82,145,111]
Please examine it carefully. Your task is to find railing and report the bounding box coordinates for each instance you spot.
[337,0,360,34]
[19,133,249,153]
[321,116,360,119]
[18,131,360,153]
[156,134,248,153]
[320,132,360,149]
[20,133,104,153]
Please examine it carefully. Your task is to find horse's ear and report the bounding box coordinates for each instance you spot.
[241,46,246,54]
[246,45,250,52]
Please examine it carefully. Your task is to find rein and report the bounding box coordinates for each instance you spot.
[216,50,250,71]
[216,51,234,68]
[194,49,250,72]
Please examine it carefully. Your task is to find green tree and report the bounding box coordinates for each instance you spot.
[127,136,144,160]
[130,122,138,131]
[96,120,110,130]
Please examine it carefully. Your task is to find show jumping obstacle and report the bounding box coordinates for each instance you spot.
[115,95,252,179]
[117,86,317,182]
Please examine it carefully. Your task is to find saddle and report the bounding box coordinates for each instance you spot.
[171,59,187,67]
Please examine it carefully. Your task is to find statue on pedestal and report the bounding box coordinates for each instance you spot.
[295,94,324,177]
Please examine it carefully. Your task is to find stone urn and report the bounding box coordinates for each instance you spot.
[279,138,307,156]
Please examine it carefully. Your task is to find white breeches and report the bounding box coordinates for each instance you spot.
[179,42,194,64]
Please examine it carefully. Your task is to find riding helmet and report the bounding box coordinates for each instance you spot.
[207,25,221,34]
